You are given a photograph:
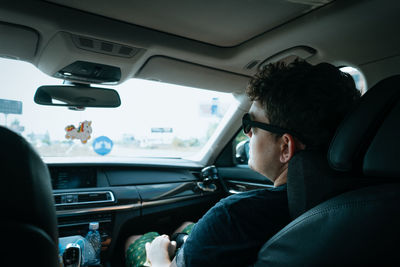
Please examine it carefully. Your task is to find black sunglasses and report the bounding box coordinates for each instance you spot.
[242,113,306,143]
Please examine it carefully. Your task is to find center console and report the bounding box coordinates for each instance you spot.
[50,167,116,258]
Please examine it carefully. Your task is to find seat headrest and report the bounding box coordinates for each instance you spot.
[328,75,400,178]
[0,126,58,245]
[287,150,361,219]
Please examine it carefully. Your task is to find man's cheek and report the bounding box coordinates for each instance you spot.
[248,158,255,171]
[248,137,255,154]
[247,146,256,169]
[247,145,253,164]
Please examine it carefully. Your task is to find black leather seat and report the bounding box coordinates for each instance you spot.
[254,75,400,266]
[0,127,59,266]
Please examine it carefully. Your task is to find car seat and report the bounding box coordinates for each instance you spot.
[253,75,400,266]
[0,127,59,266]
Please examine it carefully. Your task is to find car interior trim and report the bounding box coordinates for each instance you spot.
[56,203,140,216]
[136,182,200,201]
[56,194,210,216]
[141,194,210,208]
[226,180,275,189]
[225,180,275,194]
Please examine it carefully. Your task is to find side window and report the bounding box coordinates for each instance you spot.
[340,66,367,95]
[233,130,249,165]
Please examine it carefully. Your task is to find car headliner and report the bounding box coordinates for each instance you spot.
[1,0,399,88]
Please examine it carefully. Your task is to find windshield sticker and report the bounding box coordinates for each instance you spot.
[65,120,92,144]
[93,136,113,156]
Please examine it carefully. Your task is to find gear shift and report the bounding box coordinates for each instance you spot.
[63,243,81,267]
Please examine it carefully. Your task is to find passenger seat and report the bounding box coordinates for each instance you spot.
[0,126,59,266]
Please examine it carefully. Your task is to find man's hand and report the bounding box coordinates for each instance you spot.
[145,235,177,267]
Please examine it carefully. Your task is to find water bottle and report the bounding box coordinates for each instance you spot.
[85,222,101,265]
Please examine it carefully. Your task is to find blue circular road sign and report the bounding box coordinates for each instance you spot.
[92,136,113,156]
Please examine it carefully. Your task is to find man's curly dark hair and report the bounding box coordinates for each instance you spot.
[246,60,361,149]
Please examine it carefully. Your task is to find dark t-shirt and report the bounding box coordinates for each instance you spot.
[176,185,289,267]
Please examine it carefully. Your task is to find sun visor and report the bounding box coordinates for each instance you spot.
[0,22,38,61]
[135,56,250,93]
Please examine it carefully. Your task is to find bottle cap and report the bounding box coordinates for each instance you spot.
[89,222,99,230]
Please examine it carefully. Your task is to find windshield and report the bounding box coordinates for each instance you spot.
[0,58,236,161]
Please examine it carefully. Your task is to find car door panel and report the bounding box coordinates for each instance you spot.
[218,166,273,194]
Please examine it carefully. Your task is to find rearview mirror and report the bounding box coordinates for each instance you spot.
[34,84,121,108]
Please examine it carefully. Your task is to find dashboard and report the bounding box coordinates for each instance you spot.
[49,164,221,263]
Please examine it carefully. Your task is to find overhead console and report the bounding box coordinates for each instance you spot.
[38,32,146,84]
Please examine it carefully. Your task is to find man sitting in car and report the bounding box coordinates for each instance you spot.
[127,59,361,267]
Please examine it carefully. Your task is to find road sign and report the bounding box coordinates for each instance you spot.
[151,127,173,133]
[92,136,113,156]
[0,99,22,114]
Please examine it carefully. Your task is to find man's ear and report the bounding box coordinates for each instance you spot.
[279,134,297,163]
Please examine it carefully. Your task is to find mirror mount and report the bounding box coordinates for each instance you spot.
[68,106,86,111]
[63,80,90,88]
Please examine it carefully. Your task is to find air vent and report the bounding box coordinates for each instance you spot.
[72,34,141,58]
[78,192,109,202]
[79,37,94,48]
[118,46,133,56]
[101,42,113,52]
[53,191,115,206]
